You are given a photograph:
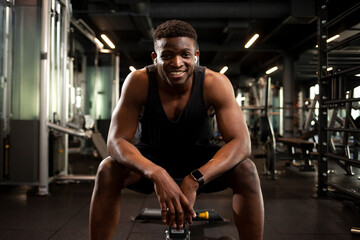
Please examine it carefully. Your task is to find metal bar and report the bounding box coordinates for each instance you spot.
[317,0,329,197]
[47,122,91,138]
[264,77,270,115]
[323,2,360,29]
[56,1,61,117]
[39,0,50,196]
[343,91,353,160]
[321,66,360,80]
[111,54,120,111]
[54,175,95,181]
[3,1,13,137]
[326,182,360,199]
[325,32,360,53]
[325,153,360,166]
[325,128,360,133]
[70,18,97,45]
[324,97,360,105]
[61,0,70,176]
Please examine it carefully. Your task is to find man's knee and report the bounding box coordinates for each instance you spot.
[96,157,127,190]
[230,158,261,193]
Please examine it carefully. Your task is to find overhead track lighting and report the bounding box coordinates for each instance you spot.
[266,66,278,75]
[101,34,115,49]
[244,34,259,49]
[327,34,340,43]
[100,49,112,53]
[220,66,228,74]
[129,66,136,72]
[94,37,104,49]
[315,34,340,48]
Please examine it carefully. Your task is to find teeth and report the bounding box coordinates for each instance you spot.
[170,72,183,75]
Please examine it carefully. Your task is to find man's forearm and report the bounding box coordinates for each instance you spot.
[108,138,161,180]
[197,138,251,185]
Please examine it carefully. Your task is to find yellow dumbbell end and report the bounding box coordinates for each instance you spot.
[198,211,209,220]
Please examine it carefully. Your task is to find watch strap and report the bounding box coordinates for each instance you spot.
[190,170,204,188]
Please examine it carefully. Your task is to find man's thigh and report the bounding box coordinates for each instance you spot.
[199,158,251,194]
[127,143,223,194]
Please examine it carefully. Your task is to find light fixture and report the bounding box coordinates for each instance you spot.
[315,34,340,48]
[327,34,340,43]
[355,73,360,77]
[327,67,333,71]
[94,37,104,49]
[129,66,136,72]
[266,66,278,75]
[100,49,112,53]
[244,34,259,48]
[220,66,228,74]
[101,34,115,49]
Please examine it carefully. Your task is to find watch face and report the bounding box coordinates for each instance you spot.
[191,170,203,180]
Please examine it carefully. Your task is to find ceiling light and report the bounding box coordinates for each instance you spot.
[266,66,278,74]
[129,66,136,72]
[244,34,259,48]
[355,73,360,77]
[220,66,228,74]
[327,67,333,71]
[101,34,115,49]
[94,38,104,49]
[100,49,112,53]
[327,34,340,43]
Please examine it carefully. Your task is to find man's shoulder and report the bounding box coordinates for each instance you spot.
[203,67,229,87]
[124,67,149,89]
[128,67,148,80]
[203,67,234,107]
[122,67,149,103]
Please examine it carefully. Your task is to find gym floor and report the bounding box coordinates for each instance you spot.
[0,146,360,240]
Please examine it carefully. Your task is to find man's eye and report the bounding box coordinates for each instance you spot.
[161,55,171,60]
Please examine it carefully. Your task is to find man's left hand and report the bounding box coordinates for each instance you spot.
[180,175,199,225]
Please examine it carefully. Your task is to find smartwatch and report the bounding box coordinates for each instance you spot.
[190,170,204,188]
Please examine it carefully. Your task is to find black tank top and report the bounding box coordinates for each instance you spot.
[139,65,214,149]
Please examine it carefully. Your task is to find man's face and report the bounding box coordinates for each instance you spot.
[152,37,199,87]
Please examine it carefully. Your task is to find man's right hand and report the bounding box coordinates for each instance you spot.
[151,167,196,230]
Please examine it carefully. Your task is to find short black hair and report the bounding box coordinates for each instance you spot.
[153,20,198,42]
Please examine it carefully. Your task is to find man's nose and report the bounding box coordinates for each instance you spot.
[171,55,182,67]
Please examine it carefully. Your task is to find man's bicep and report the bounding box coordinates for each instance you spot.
[216,102,248,142]
[109,70,147,142]
[109,100,141,142]
[211,78,249,143]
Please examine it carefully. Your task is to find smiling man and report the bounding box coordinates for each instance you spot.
[89,20,264,240]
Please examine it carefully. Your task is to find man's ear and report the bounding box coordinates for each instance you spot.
[151,52,157,65]
[195,50,200,64]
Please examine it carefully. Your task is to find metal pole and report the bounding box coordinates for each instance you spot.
[3,1,13,137]
[279,87,284,136]
[56,1,61,117]
[317,0,329,197]
[283,53,295,137]
[61,0,70,176]
[112,53,120,111]
[2,0,13,180]
[39,0,50,195]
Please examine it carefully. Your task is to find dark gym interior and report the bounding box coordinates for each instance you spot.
[0,0,360,239]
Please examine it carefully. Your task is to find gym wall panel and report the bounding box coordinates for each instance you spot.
[86,66,113,120]
[8,120,39,183]
[12,5,41,120]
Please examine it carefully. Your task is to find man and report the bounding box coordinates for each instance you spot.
[89,20,264,240]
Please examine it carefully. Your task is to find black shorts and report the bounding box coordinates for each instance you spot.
[127,143,229,194]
